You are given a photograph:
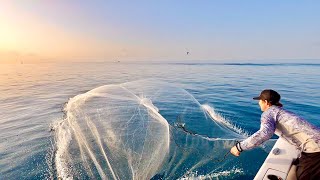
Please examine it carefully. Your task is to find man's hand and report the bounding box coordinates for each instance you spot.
[230,146,241,156]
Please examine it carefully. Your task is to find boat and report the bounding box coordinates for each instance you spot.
[254,137,299,180]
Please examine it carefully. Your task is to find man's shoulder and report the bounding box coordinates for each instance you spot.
[261,106,281,120]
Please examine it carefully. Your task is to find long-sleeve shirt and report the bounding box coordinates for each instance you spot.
[240,106,320,153]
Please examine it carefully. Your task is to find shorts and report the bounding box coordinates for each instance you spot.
[296,151,320,180]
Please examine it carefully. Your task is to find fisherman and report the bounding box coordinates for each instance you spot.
[230,89,320,180]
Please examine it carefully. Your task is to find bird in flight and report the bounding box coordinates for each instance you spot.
[186,48,190,55]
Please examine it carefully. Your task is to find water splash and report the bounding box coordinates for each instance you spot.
[201,104,249,138]
[180,167,244,179]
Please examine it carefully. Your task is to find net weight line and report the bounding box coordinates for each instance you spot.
[170,121,234,164]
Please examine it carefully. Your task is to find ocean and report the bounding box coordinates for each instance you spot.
[1,61,320,179]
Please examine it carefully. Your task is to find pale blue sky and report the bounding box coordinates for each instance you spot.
[1,1,320,62]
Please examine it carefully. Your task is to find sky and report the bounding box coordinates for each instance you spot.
[1,1,320,63]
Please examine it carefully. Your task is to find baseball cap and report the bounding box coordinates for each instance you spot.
[253,89,281,103]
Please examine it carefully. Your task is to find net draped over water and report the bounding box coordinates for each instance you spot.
[54,80,252,179]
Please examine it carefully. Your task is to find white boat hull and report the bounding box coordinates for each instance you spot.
[254,137,299,180]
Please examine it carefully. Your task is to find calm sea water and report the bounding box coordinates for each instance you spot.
[1,61,320,179]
